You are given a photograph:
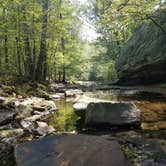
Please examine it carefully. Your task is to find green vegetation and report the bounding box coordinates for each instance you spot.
[0,0,165,83]
[0,0,82,82]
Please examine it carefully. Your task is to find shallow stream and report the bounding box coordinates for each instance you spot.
[49,88,166,134]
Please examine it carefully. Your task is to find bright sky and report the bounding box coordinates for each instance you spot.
[76,0,99,41]
[78,0,88,5]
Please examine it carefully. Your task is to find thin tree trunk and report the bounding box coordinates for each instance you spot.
[4,35,8,68]
[58,71,61,82]
[16,37,22,76]
[35,0,49,81]
[59,2,66,83]
[24,36,33,78]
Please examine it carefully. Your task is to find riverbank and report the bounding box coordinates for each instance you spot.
[0,81,166,166]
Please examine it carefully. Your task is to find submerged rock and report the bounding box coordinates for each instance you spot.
[15,134,129,166]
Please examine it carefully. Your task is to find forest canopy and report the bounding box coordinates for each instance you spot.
[0,0,165,83]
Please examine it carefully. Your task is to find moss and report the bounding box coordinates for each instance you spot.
[121,144,138,161]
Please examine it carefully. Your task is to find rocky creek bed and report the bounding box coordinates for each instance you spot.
[0,84,166,166]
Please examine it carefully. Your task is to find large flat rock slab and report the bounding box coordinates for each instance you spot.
[15,134,129,166]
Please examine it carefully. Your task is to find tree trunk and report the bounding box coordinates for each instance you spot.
[4,35,8,68]
[35,0,49,82]
[24,37,33,78]
[16,37,22,76]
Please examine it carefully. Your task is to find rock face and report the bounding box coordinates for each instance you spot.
[85,102,141,127]
[116,9,166,85]
[15,134,129,166]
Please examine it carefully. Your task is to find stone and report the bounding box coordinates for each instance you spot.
[85,102,141,127]
[36,121,48,127]
[33,110,50,116]
[73,95,109,111]
[65,89,83,97]
[35,125,55,136]
[0,128,24,144]
[15,134,129,166]
[0,142,15,166]
[23,115,42,122]
[32,106,46,112]
[0,129,24,139]
[14,97,43,107]
[0,109,16,126]
[0,96,5,104]
[49,94,61,100]
[34,121,55,136]
[20,120,33,129]
[15,104,33,119]
[32,100,57,113]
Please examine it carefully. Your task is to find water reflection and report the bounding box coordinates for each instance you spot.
[49,98,79,132]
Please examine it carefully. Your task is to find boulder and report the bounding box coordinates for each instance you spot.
[0,128,23,139]
[15,104,33,119]
[15,134,129,166]
[0,109,16,126]
[65,89,83,97]
[49,94,61,100]
[0,142,15,166]
[85,102,141,127]
[73,95,109,111]
[23,115,42,122]
[14,97,43,106]
[32,100,57,113]
[0,96,5,104]
[35,122,55,136]
[73,95,140,127]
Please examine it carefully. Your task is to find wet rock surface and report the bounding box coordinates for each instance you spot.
[15,134,129,166]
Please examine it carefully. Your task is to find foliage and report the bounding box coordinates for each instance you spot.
[0,0,82,82]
